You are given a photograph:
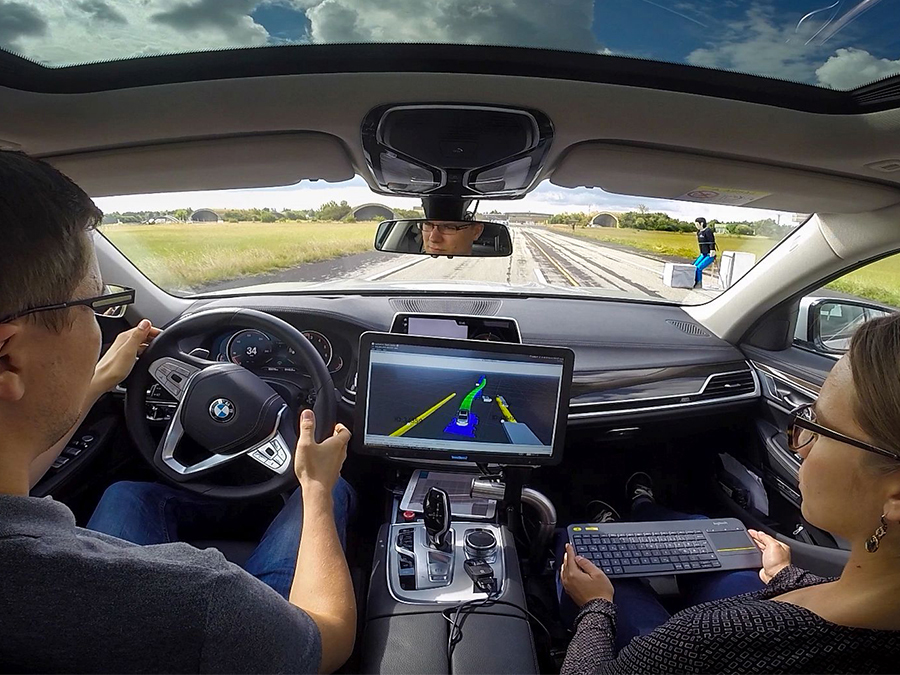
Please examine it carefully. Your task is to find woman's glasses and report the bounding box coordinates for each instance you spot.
[788,402,900,461]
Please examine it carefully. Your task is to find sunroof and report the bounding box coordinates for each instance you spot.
[2,0,899,91]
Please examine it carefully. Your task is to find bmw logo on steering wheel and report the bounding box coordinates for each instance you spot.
[209,398,235,422]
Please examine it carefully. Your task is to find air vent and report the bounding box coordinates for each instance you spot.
[665,319,711,338]
[390,298,502,316]
[701,371,755,399]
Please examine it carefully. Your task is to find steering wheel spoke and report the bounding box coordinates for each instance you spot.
[148,356,202,401]
[246,432,293,474]
[159,403,289,477]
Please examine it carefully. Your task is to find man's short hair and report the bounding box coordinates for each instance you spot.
[0,151,102,330]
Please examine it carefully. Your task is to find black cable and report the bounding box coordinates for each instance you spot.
[442,595,553,661]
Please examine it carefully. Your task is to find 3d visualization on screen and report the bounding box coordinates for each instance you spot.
[355,333,573,464]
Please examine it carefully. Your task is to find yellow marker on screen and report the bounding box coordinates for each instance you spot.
[496,396,517,423]
[390,392,456,437]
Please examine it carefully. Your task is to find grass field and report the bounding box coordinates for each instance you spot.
[101,220,378,291]
[557,225,779,261]
[558,225,900,307]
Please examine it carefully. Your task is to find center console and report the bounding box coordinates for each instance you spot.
[353,332,575,674]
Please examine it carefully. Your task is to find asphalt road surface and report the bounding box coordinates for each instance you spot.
[199,226,719,302]
[345,226,719,302]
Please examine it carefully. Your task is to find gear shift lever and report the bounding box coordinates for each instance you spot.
[423,487,451,551]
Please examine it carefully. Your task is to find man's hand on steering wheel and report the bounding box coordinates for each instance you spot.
[294,409,350,492]
[90,319,160,399]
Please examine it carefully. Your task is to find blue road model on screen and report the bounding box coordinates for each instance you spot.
[362,342,565,457]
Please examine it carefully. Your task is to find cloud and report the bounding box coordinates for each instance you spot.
[3,0,279,65]
[0,1,47,50]
[304,0,599,52]
[1,0,602,66]
[684,4,900,90]
[686,5,828,84]
[816,47,900,89]
[77,0,127,25]
[151,0,269,44]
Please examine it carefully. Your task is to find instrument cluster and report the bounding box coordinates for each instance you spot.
[213,328,344,375]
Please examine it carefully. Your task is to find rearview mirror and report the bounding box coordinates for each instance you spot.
[797,297,894,354]
[374,219,513,257]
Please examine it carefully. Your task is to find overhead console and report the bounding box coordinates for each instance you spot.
[361,104,553,198]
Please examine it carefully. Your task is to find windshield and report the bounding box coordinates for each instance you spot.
[2,1,899,91]
[97,179,801,305]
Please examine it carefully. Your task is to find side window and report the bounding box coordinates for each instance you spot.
[794,252,898,355]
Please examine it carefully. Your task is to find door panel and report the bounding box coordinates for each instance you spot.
[742,344,850,561]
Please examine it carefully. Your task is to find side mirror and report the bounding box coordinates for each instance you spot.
[798,297,894,354]
[374,219,513,258]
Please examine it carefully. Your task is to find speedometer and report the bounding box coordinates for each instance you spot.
[227,329,274,368]
[302,330,332,368]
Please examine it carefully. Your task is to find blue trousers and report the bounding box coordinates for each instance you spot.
[87,479,356,599]
[693,254,715,283]
[557,498,763,653]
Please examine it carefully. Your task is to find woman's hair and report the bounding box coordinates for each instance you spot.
[848,313,900,468]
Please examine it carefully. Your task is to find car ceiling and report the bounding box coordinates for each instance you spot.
[3,45,900,214]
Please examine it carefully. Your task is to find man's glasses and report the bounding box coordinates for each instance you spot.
[0,285,135,324]
[788,402,900,461]
[416,222,473,234]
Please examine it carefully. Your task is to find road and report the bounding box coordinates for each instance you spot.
[199,226,719,302]
[340,226,719,303]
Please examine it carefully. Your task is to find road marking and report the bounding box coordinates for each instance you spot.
[365,257,428,281]
[496,396,517,423]
[389,392,456,437]
[533,267,547,284]
[526,234,581,287]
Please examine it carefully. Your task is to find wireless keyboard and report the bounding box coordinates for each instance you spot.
[567,518,762,578]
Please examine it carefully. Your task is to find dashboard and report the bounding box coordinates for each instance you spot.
[164,293,760,429]
[211,328,345,374]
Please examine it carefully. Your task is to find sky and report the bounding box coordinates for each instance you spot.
[1,0,899,90]
[94,177,794,223]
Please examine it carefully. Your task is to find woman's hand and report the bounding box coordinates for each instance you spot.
[748,529,792,583]
[561,543,614,606]
[90,320,161,398]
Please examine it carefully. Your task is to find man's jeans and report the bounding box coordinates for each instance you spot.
[557,498,763,653]
[87,479,356,599]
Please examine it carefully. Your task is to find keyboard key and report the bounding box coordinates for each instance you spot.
[649,557,661,564]
[613,566,624,575]
[602,566,614,575]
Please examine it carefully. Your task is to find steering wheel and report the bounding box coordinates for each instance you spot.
[126,308,337,500]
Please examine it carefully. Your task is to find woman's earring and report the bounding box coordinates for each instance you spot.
[865,515,889,553]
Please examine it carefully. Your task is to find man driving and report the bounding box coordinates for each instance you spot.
[0,151,356,673]
[419,220,484,256]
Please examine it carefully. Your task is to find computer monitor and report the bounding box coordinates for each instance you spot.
[354,332,574,465]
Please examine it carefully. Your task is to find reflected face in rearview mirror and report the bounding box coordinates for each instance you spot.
[374,219,512,258]
[419,221,484,255]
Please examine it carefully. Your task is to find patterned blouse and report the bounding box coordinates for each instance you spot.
[562,566,899,674]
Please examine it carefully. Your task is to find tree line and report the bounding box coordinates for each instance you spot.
[548,206,797,239]
[102,201,424,224]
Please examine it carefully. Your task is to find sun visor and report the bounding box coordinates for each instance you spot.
[45,133,355,197]
[550,143,900,214]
